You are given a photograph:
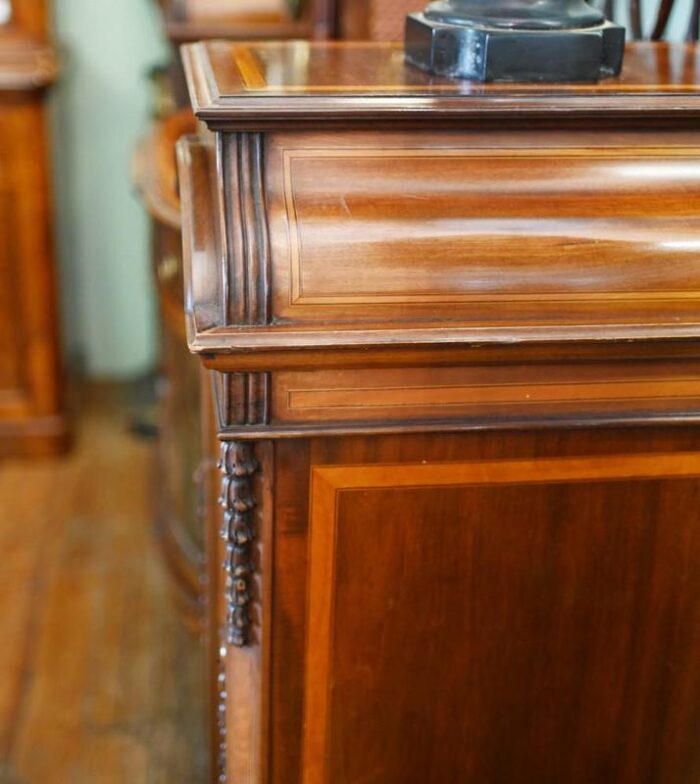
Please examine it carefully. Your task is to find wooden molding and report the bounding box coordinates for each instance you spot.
[219,440,259,647]
[220,133,271,327]
[183,42,700,131]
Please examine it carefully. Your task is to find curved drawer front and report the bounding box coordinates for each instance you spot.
[262,130,700,330]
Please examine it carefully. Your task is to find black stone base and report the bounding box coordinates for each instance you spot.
[405,13,625,82]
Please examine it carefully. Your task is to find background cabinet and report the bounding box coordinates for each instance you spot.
[0,0,67,457]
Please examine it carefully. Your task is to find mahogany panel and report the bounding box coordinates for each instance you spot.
[265,131,700,328]
[304,458,700,784]
[180,125,700,363]
[271,360,700,429]
[269,428,700,784]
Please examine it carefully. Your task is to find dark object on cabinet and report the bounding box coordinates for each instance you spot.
[404,0,625,82]
[0,0,67,457]
[179,40,700,783]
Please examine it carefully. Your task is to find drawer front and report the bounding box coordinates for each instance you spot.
[270,361,700,429]
[263,130,700,330]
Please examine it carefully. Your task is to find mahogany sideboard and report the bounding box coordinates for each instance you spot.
[178,40,700,783]
[0,0,67,457]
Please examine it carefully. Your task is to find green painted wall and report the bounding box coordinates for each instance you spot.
[51,1,168,378]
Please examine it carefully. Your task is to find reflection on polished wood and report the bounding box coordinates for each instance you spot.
[179,41,700,783]
[0,387,207,783]
[184,41,700,129]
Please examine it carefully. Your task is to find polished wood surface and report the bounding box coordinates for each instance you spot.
[268,131,700,326]
[274,430,700,784]
[178,41,700,783]
[183,42,700,128]
[0,386,207,782]
[305,456,700,783]
[0,4,67,457]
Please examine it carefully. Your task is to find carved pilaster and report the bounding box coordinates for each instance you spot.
[218,440,259,647]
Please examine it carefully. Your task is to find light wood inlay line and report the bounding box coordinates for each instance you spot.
[286,377,700,411]
[302,451,700,784]
[310,452,700,494]
[282,148,700,307]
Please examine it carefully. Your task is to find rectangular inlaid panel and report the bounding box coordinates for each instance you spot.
[302,454,700,784]
[263,131,700,329]
[272,360,700,427]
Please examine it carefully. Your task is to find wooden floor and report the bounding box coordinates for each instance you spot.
[0,386,208,784]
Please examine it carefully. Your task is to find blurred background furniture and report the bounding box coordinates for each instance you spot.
[133,109,204,627]
[0,0,67,457]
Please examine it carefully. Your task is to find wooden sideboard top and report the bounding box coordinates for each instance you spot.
[184,41,700,129]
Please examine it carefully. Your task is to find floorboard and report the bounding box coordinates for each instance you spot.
[0,385,208,784]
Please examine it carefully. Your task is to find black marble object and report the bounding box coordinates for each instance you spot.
[405,0,625,82]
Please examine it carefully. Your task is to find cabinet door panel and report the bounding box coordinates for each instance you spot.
[301,454,700,784]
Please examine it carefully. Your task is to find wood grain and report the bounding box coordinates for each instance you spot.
[304,456,700,783]
[269,429,700,784]
[177,40,700,784]
[0,386,207,783]
[183,42,700,130]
